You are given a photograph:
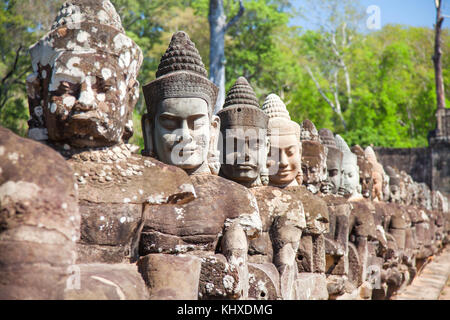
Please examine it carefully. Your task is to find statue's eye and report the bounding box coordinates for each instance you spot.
[159,115,179,130]
[191,116,208,130]
[58,81,80,97]
[329,169,338,177]
[96,77,114,93]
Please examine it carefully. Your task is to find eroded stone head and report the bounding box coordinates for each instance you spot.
[385,166,403,203]
[142,31,220,175]
[262,94,301,188]
[365,147,385,202]
[218,77,268,188]
[318,128,343,195]
[27,0,143,148]
[351,145,373,199]
[335,135,361,199]
[300,120,326,194]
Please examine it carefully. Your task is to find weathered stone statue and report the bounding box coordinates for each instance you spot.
[351,145,374,200]
[142,32,220,176]
[262,94,302,188]
[0,127,80,299]
[319,128,343,195]
[385,166,403,203]
[217,77,269,188]
[316,129,354,298]
[365,147,385,202]
[27,0,140,148]
[263,118,330,300]
[26,0,192,299]
[250,93,307,299]
[140,33,263,300]
[335,135,362,200]
[300,120,327,194]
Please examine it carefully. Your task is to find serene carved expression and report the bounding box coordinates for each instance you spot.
[321,151,342,194]
[268,134,301,186]
[44,52,134,147]
[389,185,401,203]
[340,161,360,196]
[372,171,383,200]
[221,127,266,183]
[301,145,327,189]
[154,97,212,170]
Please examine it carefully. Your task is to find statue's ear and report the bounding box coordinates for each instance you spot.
[208,115,221,175]
[141,113,155,157]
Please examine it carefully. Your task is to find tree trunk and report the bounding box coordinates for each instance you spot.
[433,0,446,111]
[209,0,244,114]
[209,0,227,114]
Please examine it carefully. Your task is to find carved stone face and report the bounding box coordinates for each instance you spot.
[268,134,301,187]
[27,2,142,148]
[318,129,342,194]
[386,166,402,203]
[42,52,136,147]
[324,164,341,194]
[154,97,213,171]
[390,184,402,203]
[372,171,383,201]
[301,141,327,192]
[340,157,360,197]
[221,127,267,184]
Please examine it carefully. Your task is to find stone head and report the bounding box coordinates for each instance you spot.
[385,166,402,203]
[351,145,374,199]
[400,172,415,205]
[261,94,301,188]
[142,31,220,175]
[217,77,269,187]
[365,146,385,202]
[27,0,143,148]
[432,191,448,212]
[417,183,432,210]
[318,128,343,194]
[335,135,361,199]
[300,120,327,193]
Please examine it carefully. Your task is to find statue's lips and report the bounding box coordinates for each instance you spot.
[70,110,102,120]
[235,164,257,170]
[277,169,293,176]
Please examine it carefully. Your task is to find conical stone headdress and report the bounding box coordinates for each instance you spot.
[29,0,142,73]
[300,119,320,142]
[319,128,342,168]
[218,77,268,129]
[335,134,357,167]
[262,94,300,138]
[143,31,218,117]
[351,144,373,179]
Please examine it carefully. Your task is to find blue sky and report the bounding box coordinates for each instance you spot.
[290,0,449,31]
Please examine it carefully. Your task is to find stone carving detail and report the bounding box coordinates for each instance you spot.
[319,128,343,195]
[335,135,362,200]
[27,0,143,148]
[218,77,269,188]
[365,146,386,202]
[1,1,448,301]
[0,127,80,299]
[262,94,302,188]
[142,31,220,176]
[139,34,264,300]
[300,120,327,194]
[351,145,374,199]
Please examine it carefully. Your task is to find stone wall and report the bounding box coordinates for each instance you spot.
[374,147,431,186]
[430,140,450,195]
